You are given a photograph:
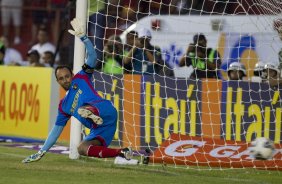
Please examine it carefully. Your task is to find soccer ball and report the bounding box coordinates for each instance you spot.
[249,137,275,160]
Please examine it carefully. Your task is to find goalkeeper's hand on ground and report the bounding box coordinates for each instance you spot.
[68,18,85,38]
[22,150,46,163]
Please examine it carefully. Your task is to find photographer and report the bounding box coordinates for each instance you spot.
[264,63,282,89]
[102,35,124,74]
[123,28,167,75]
[179,33,221,79]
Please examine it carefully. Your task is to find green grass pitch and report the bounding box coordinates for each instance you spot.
[0,144,281,184]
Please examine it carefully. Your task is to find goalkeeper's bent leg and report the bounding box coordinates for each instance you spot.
[87,145,133,160]
[87,145,121,158]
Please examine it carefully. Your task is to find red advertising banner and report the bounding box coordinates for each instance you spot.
[152,134,282,170]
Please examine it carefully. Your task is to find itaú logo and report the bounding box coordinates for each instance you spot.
[164,140,253,159]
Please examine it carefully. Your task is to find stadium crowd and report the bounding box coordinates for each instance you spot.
[0,0,281,88]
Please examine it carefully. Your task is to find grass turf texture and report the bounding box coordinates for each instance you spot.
[0,144,281,184]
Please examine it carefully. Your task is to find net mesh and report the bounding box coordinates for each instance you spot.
[83,0,282,170]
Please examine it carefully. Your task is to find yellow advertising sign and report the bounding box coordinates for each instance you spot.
[0,66,53,139]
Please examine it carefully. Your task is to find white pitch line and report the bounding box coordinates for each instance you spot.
[0,152,26,158]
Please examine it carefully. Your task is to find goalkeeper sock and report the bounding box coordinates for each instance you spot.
[87,145,121,158]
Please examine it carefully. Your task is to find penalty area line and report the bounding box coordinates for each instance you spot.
[0,152,26,158]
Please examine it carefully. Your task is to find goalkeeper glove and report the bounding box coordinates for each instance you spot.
[68,18,85,38]
[22,150,46,163]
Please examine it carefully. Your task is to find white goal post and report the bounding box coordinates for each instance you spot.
[69,0,87,160]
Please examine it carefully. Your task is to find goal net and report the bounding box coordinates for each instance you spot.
[73,0,282,170]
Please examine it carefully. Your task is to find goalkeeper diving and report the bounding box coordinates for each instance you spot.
[22,18,132,163]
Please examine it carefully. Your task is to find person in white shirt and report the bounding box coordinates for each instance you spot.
[0,36,22,65]
[30,28,59,63]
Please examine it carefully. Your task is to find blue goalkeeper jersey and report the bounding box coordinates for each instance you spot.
[55,36,105,129]
[40,35,118,152]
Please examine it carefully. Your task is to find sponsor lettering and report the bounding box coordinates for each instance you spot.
[0,81,40,126]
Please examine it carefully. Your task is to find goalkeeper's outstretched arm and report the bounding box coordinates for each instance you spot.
[81,36,97,69]
[22,125,64,163]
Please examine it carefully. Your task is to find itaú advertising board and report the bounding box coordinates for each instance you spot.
[0,66,59,139]
[152,134,282,170]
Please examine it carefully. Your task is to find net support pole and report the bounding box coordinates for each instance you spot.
[69,0,88,160]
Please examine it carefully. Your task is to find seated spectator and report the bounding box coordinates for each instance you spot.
[30,28,58,63]
[0,41,5,65]
[27,50,45,67]
[264,63,281,89]
[179,33,221,79]
[102,35,124,75]
[251,62,266,83]
[42,51,55,67]
[123,28,167,75]
[227,62,246,81]
[0,36,23,65]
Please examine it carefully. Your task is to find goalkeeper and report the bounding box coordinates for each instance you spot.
[22,18,132,163]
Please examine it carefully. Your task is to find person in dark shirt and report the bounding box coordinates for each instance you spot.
[179,33,221,79]
[123,28,164,75]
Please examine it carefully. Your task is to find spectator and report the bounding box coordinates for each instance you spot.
[102,35,123,75]
[124,31,138,52]
[0,0,23,45]
[123,28,165,75]
[179,33,221,79]
[0,42,5,65]
[27,0,48,45]
[227,62,246,81]
[264,63,281,89]
[179,34,221,79]
[30,28,58,63]
[251,62,266,83]
[0,36,23,65]
[88,0,121,69]
[123,31,139,73]
[42,51,55,67]
[27,50,45,67]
